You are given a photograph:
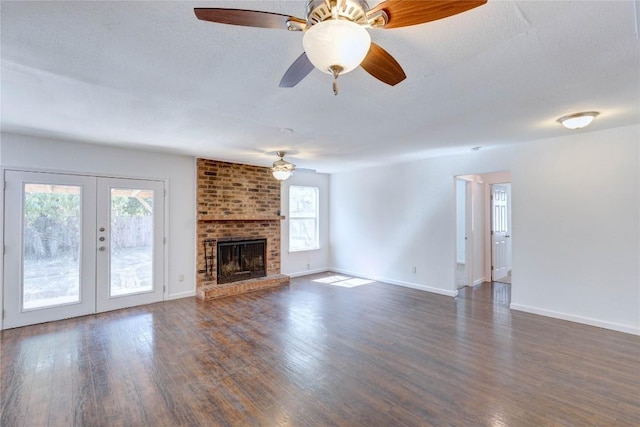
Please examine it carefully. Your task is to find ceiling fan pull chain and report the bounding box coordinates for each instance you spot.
[329,65,343,96]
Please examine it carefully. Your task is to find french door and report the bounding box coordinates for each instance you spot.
[3,171,165,329]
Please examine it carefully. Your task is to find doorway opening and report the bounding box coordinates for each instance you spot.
[454,172,512,296]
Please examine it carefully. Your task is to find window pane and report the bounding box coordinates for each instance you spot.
[23,184,81,309]
[289,185,320,252]
[290,186,318,218]
[110,188,154,296]
[290,218,319,252]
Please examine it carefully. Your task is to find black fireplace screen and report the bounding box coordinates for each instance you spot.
[217,239,266,284]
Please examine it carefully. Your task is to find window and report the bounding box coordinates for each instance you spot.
[289,185,319,252]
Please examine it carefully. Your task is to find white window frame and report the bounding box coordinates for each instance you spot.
[289,185,319,252]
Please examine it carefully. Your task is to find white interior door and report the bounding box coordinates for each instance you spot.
[491,184,511,281]
[96,178,164,312]
[3,171,165,329]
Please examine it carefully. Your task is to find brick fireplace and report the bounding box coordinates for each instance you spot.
[196,158,290,300]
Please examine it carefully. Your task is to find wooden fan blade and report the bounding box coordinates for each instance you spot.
[360,43,406,86]
[194,8,305,30]
[279,53,315,88]
[370,0,487,29]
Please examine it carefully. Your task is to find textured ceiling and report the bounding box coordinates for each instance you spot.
[1,1,639,173]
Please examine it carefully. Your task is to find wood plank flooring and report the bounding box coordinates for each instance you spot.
[1,273,639,426]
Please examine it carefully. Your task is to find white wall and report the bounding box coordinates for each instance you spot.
[330,125,639,334]
[510,126,639,334]
[330,160,468,297]
[280,171,330,277]
[0,132,197,302]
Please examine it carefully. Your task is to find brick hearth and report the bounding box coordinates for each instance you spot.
[196,274,290,300]
[196,158,290,300]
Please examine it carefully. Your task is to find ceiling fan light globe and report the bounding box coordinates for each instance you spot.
[303,19,371,74]
[272,169,293,181]
[272,152,295,181]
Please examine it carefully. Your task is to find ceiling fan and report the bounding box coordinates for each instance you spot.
[195,0,487,95]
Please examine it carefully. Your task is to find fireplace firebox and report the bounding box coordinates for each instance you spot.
[217,238,267,284]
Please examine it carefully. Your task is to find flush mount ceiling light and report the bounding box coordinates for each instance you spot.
[271,151,295,181]
[557,111,600,130]
[194,0,487,95]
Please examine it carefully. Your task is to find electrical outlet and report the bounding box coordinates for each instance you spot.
[412,266,416,273]
[178,274,184,282]
[306,263,311,270]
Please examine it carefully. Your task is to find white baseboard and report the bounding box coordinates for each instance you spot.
[166,290,196,300]
[473,277,487,286]
[510,303,640,336]
[286,268,330,278]
[330,267,458,297]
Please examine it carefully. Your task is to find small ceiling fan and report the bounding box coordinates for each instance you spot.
[195,0,486,95]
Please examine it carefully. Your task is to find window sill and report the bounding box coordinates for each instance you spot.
[289,247,321,254]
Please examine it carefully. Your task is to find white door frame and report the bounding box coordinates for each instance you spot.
[465,181,474,287]
[454,176,475,289]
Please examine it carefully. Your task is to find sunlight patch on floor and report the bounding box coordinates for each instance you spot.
[312,275,374,288]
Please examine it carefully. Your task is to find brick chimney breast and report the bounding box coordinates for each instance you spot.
[195,158,289,300]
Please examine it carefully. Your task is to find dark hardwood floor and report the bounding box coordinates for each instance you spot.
[458,281,511,305]
[2,273,639,426]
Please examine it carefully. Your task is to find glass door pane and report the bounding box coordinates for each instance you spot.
[22,184,82,309]
[109,188,154,296]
